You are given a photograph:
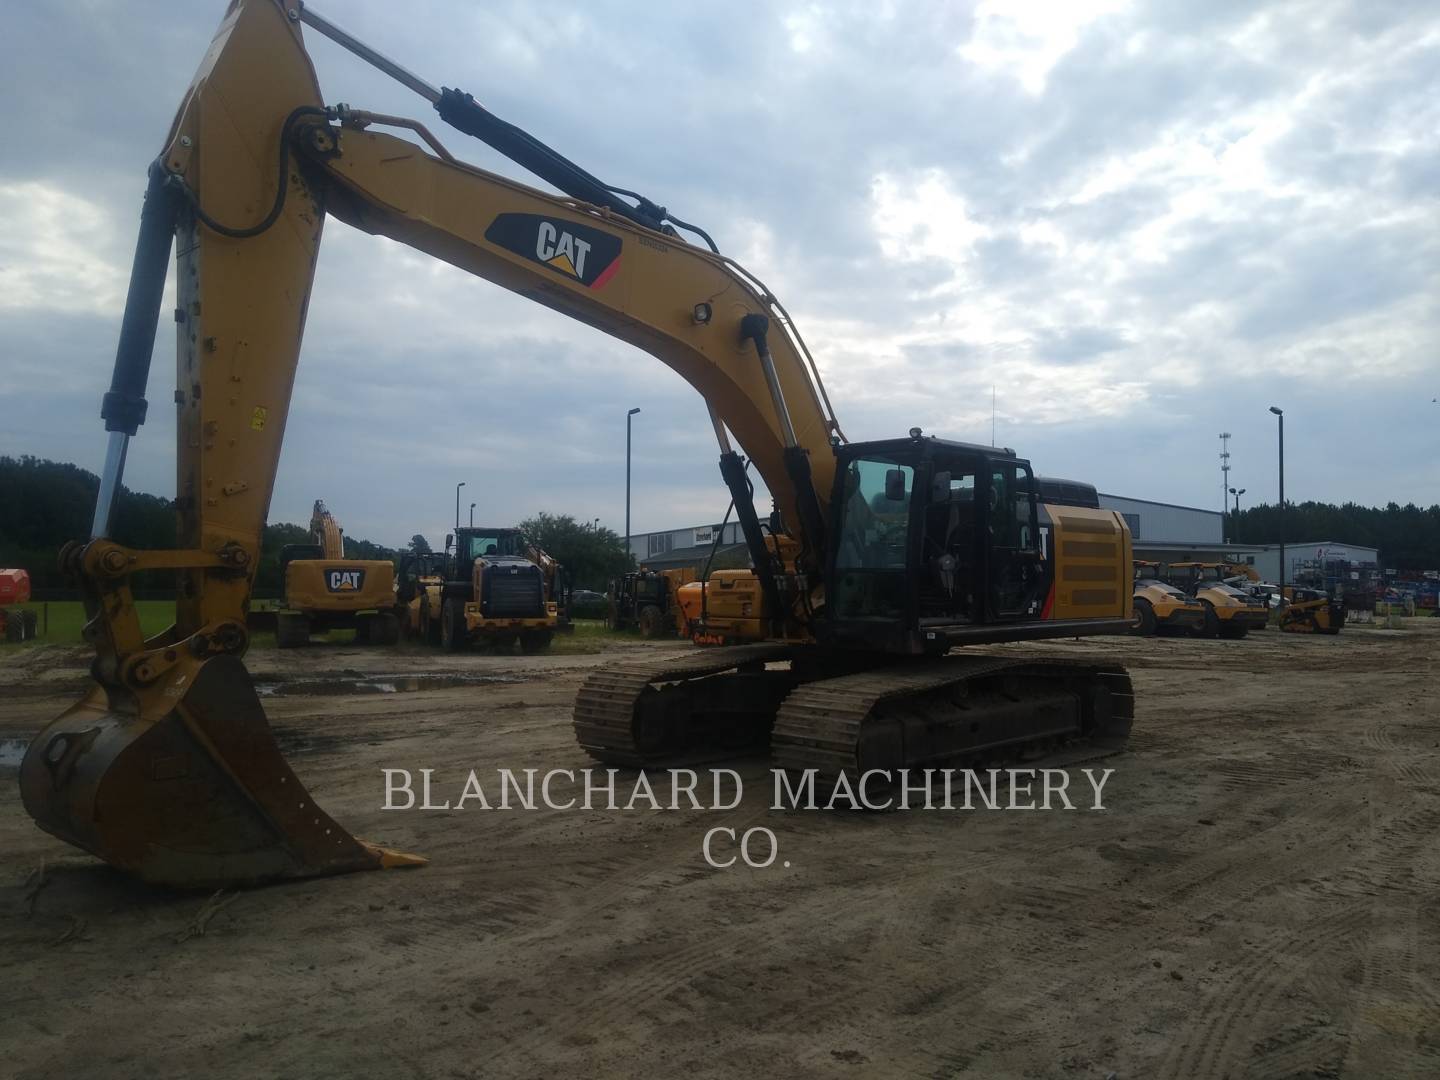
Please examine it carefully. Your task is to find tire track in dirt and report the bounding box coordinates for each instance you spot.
[481,813,1088,1072]
[1160,904,1370,1079]
[880,773,1384,1078]
[1320,794,1440,1076]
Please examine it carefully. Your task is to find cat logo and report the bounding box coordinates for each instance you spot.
[326,568,366,593]
[535,221,590,278]
[485,213,622,289]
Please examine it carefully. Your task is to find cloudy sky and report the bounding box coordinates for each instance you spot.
[2,0,1436,547]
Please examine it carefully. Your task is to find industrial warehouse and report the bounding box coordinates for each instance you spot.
[2,2,1438,1079]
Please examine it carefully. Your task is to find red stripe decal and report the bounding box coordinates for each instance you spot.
[589,255,621,290]
[1040,582,1055,620]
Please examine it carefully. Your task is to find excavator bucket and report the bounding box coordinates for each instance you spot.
[20,655,424,888]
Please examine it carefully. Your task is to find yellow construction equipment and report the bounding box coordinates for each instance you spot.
[432,526,564,652]
[275,500,399,647]
[1165,562,1269,639]
[1279,586,1344,634]
[1131,560,1207,637]
[396,549,448,645]
[609,567,696,637]
[22,0,1135,888]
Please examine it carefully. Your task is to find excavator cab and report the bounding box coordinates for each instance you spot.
[822,436,1051,653]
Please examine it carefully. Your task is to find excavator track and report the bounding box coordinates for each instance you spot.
[575,646,1134,780]
[772,654,1134,781]
[573,644,796,766]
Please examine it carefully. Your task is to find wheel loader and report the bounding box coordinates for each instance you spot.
[1165,562,1270,639]
[396,550,448,644]
[274,500,399,647]
[21,0,1136,889]
[1131,561,1206,637]
[427,527,564,653]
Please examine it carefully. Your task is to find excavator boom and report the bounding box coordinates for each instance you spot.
[20,0,839,887]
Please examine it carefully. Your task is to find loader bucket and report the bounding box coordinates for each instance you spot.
[20,654,424,889]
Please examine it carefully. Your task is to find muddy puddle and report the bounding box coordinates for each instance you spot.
[255,673,523,697]
[0,738,27,768]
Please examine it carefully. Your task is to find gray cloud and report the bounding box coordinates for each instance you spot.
[2,0,1438,549]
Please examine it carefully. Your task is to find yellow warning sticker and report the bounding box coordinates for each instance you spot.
[251,406,267,431]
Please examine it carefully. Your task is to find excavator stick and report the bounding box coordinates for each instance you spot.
[19,0,423,888]
[22,657,420,887]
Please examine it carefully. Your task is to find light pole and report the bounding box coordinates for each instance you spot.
[625,407,640,565]
[455,480,466,531]
[469,501,476,527]
[1229,486,1246,519]
[1268,407,1284,601]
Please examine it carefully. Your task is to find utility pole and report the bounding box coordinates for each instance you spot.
[1269,407,1284,600]
[1218,433,1231,542]
[625,407,641,566]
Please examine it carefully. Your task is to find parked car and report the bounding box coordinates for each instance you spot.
[569,589,608,620]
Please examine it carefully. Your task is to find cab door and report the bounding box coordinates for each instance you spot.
[982,461,1044,619]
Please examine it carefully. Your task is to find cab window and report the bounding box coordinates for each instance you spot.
[835,458,913,570]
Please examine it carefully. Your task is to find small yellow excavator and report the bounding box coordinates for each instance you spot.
[1131,560,1206,637]
[22,0,1136,888]
[275,500,398,647]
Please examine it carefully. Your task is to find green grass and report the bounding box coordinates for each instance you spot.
[0,604,641,656]
[0,600,177,650]
[548,619,641,655]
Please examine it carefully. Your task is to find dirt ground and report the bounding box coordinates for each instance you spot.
[2,621,1437,1079]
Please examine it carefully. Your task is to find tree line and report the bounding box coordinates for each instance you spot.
[1230,500,1440,570]
[0,456,632,595]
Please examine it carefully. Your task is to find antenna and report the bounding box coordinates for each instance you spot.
[991,386,996,446]
[1219,432,1232,542]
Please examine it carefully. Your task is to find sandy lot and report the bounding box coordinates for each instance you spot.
[2,622,1437,1079]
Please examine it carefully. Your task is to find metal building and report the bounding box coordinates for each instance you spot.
[1097,493,1220,544]
[1247,541,1381,586]
[627,491,1258,575]
[628,521,747,572]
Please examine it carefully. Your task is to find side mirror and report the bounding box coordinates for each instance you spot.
[445,533,454,552]
[931,471,951,503]
[885,468,907,502]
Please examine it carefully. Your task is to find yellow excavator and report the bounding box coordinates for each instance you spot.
[21,0,1136,888]
[275,499,399,647]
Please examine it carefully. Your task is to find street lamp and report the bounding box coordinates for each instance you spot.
[455,480,466,531]
[1228,485,1246,553]
[1268,407,1284,601]
[625,407,641,565]
[469,501,476,527]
